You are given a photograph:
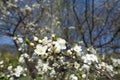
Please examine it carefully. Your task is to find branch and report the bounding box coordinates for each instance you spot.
[85,0,93,45]
[72,0,82,30]
[91,0,94,35]
[95,28,120,48]
[72,0,88,47]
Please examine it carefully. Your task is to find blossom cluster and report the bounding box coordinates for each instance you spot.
[0,63,27,80]
[0,0,119,79]
[0,35,119,80]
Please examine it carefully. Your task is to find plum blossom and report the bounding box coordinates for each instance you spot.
[34,44,48,56]
[0,60,3,65]
[56,38,66,49]
[19,53,30,63]
[50,69,56,77]
[22,53,29,58]
[69,74,78,80]
[0,60,4,68]
[87,47,97,54]
[7,66,13,71]
[15,0,18,2]
[32,3,40,8]
[74,62,80,69]
[66,49,72,55]
[42,37,49,45]
[19,55,25,63]
[82,74,86,78]
[72,44,82,53]
[33,36,39,41]
[13,66,24,77]
[17,37,23,43]
[81,64,90,71]
[9,77,14,80]
[111,58,120,67]
[82,54,98,65]
[53,42,61,53]
[53,38,66,53]
[35,59,51,75]
[25,5,32,12]
[106,65,113,72]
[96,62,115,76]
[42,63,51,72]
[30,42,35,47]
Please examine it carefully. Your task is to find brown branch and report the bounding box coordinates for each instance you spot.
[12,15,27,36]
[72,0,88,47]
[95,28,120,48]
[85,0,93,45]
[72,0,82,30]
[91,0,94,44]
[81,32,88,47]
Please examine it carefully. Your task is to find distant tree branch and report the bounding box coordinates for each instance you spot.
[72,0,88,47]
[95,28,120,48]
[72,0,82,30]
[85,0,93,45]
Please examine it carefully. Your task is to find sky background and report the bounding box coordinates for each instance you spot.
[0,35,14,45]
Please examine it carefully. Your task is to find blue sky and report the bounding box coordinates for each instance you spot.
[0,35,14,45]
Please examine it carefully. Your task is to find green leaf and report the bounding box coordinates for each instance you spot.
[25,38,30,45]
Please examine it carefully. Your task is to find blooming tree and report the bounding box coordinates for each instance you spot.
[0,0,120,80]
[0,35,120,80]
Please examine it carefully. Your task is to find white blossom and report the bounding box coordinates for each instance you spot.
[82,74,86,78]
[0,65,4,68]
[19,56,25,63]
[17,37,23,43]
[50,69,56,77]
[15,0,18,2]
[81,64,90,71]
[52,38,66,53]
[111,58,120,67]
[42,63,51,72]
[36,60,51,75]
[52,34,55,38]
[68,26,76,30]
[22,53,29,58]
[74,62,80,69]
[82,54,98,65]
[13,66,24,77]
[106,65,113,72]
[32,3,40,8]
[87,47,97,54]
[8,66,13,71]
[34,44,48,55]
[72,44,82,53]
[25,5,32,12]
[30,42,35,47]
[69,74,78,80]
[97,62,114,76]
[66,49,72,55]
[9,77,14,80]
[33,36,39,41]
[0,60,3,65]
[53,42,61,53]
[13,36,17,40]
[56,38,66,49]
[7,3,17,8]
[18,47,22,51]
[42,37,49,45]
[0,60,4,68]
